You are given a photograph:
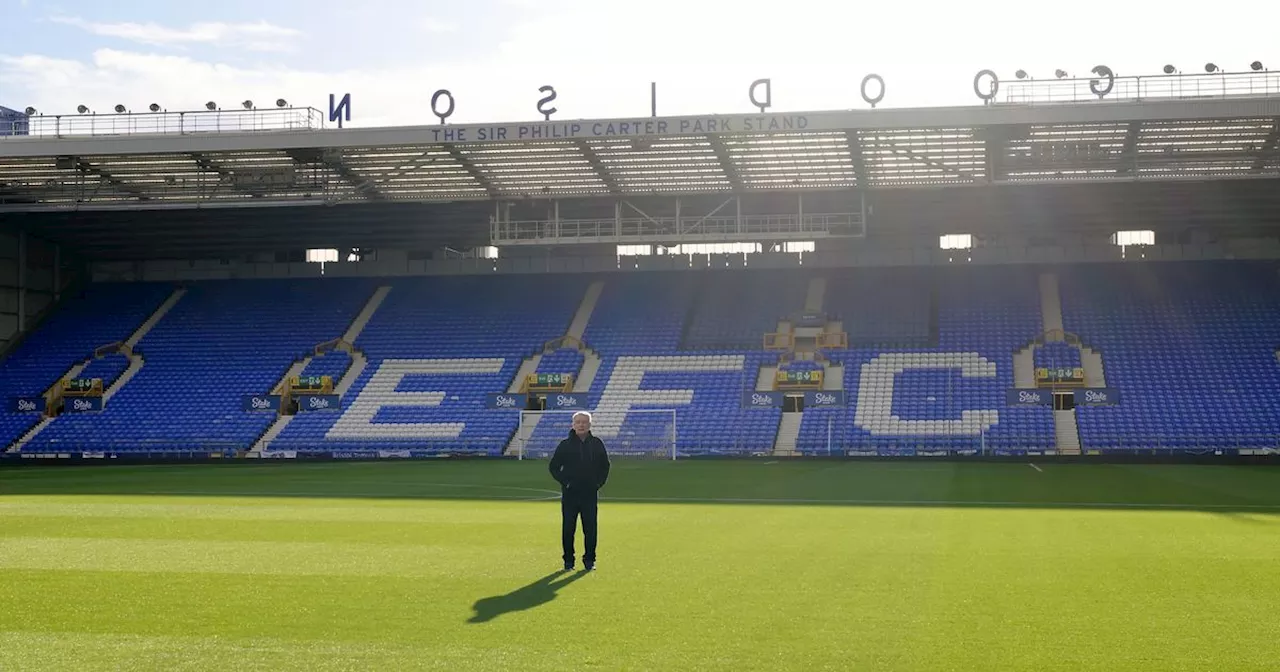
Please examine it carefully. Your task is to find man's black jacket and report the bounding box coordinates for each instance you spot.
[549,429,611,493]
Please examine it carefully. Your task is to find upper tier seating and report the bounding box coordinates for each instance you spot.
[824,268,934,348]
[684,270,808,350]
[78,353,132,390]
[0,282,173,449]
[1060,261,1280,452]
[1034,342,1083,370]
[299,351,353,382]
[271,276,584,455]
[797,266,1055,455]
[536,348,585,378]
[523,274,783,456]
[27,279,374,453]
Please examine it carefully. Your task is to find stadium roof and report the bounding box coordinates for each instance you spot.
[5,78,1280,260]
[2,94,1280,211]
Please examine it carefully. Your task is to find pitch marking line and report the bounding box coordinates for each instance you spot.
[116,483,564,502]
[1029,463,1044,473]
[597,496,1280,510]
[38,489,1280,511]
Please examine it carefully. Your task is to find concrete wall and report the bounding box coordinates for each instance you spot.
[0,232,71,352]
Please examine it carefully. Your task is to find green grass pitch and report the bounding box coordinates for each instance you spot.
[2,459,1279,671]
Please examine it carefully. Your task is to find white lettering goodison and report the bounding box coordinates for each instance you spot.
[854,352,999,436]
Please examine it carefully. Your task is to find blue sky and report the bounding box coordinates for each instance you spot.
[2,0,1278,127]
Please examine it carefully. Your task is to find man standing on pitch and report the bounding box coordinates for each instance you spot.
[549,411,610,572]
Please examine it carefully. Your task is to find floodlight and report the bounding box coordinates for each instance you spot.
[1204,63,1219,73]
[242,100,253,109]
[1054,69,1067,79]
[1163,64,1176,74]
[205,101,217,111]
[1015,69,1028,79]
[276,98,287,108]
[23,107,36,115]
[114,104,126,113]
[76,105,89,114]
[1251,61,1265,71]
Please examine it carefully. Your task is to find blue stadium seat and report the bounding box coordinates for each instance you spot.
[797,266,1054,456]
[27,279,374,453]
[10,261,1272,457]
[0,282,173,448]
[271,276,584,456]
[1061,261,1280,452]
[684,270,808,350]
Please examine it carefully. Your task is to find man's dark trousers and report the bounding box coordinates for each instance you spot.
[561,487,598,566]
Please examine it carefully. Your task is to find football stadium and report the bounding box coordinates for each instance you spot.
[3,67,1280,670]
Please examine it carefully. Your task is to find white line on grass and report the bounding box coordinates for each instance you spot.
[1029,463,1044,473]
[52,490,1280,511]
[112,482,564,502]
[597,495,1280,510]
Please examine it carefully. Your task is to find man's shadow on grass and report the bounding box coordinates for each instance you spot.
[467,570,588,624]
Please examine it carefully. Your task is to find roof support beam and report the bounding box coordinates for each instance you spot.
[1117,121,1142,175]
[444,145,499,198]
[190,152,259,199]
[575,140,620,193]
[286,148,387,201]
[72,159,149,201]
[1253,118,1280,172]
[983,135,1005,183]
[845,131,869,187]
[706,135,744,190]
[883,144,981,183]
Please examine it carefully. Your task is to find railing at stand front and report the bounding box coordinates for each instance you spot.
[1001,71,1280,105]
[0,107,326,139]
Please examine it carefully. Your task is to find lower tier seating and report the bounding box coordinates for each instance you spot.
[5,261,1278,455]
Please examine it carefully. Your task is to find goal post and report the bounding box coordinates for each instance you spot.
[514,408,678,460]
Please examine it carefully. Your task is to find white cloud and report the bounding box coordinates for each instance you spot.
[50,16,300,53]
[420,18,459,34]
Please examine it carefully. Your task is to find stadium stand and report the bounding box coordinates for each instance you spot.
[270,276,583,455]
[683,270,808,350]
[824,268,934,348]
[518,273,783,456]
[1033,341,1083,370]
[5,260,1278,457]
[299,350,353,382]
[77,353,132,391]
[536,348,585,379]
[26,279,374,453]
[0,282,173,448]
[798,266,1054,455]
[1060,261,1280,452]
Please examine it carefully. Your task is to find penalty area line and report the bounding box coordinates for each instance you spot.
[1029,463,1044,473]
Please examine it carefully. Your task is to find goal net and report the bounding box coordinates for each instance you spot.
[513,408,677,460]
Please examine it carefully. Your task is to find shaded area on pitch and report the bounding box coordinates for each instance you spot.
[467,570,588,624]
[5,460,1280,514]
